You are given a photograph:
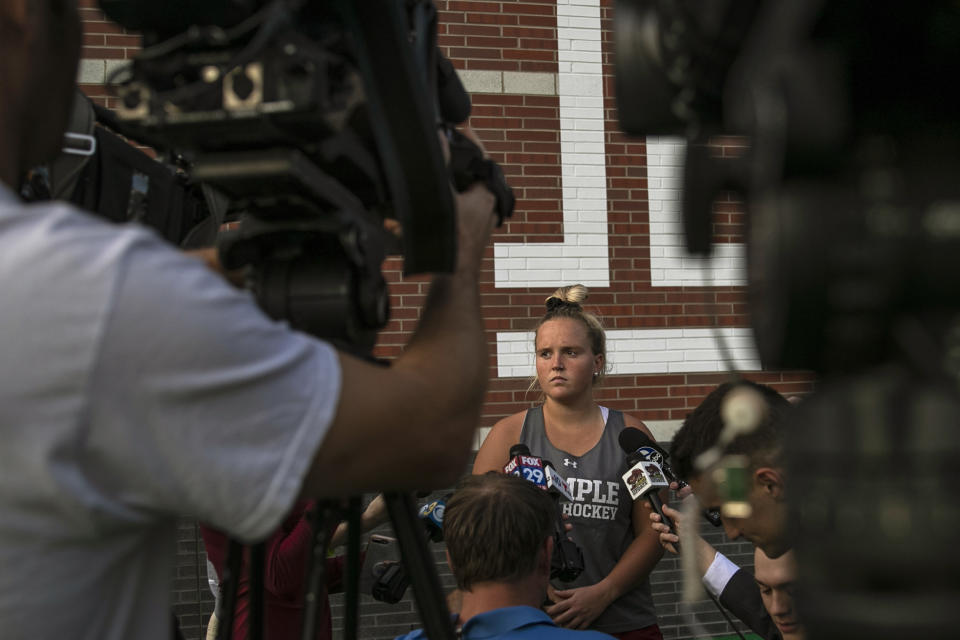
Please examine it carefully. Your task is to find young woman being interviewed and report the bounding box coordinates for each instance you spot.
[473,284,664,639]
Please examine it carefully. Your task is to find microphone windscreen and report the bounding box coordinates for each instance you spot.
[618,427,655,454]
[509,443,531,458]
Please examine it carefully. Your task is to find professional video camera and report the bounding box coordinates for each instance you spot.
[97,0,512,354]
[615,2,960,639]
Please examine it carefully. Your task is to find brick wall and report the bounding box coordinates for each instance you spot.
[75,1,809,638]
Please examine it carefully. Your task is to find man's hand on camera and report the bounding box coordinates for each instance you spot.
[184,247,245,287]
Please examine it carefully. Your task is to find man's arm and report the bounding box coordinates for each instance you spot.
[651,504,780,640]
[715,565,781,640]
[302,183,496,497]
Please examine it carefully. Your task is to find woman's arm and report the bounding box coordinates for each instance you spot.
[546,497,664,629]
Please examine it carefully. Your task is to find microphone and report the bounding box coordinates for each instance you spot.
[503,444,547,489]
[619,428,722,527]
[541,459,575,503]
[504,444,584,582]
[417,494,450,543]
[617,428,687,490]
[618,429,675,534]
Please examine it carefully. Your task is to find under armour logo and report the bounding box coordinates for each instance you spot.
[563,458,578,468]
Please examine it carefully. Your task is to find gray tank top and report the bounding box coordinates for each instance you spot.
[519,406,658,633]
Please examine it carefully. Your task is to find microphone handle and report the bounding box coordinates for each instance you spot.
[646,491,681,553]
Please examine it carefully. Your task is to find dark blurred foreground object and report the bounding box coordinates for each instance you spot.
[23,89,210,247]
[615,2,960,638]
[97,0,511,355]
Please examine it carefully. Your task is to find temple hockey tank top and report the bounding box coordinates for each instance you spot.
[519,406,658,633]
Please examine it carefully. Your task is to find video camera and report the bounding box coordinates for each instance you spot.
[615,2,960,638]
[96,0,512,352]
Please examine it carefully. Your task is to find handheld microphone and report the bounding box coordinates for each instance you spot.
[541,459,575,502]
[618,429,675,534]
[617,428,688,491]
[417,494,449,543]
[505,444,584,582]
[502,444,547,489]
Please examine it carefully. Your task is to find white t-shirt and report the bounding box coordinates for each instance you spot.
[0,184,341,639]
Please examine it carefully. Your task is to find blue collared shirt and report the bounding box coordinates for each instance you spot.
[394,606,617,640]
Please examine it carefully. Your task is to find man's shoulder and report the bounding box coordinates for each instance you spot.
[394,607,618,640]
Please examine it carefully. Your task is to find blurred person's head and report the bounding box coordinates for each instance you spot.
[443,473,554,593]
[754,548,803,640]
[0,0,81,186]
[670,380,793,557]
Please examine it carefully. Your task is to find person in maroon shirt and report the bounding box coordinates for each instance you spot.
[202,496,386,640]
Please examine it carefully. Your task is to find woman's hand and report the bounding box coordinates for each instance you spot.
[545,582,614,630]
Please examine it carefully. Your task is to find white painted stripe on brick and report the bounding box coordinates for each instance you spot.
[493,0,609,289]
[78,58,132,85]
[496,328,760,378]
[646,136,747,286]
[78,59,107,84]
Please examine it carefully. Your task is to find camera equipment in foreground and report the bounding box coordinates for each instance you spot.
[99,0,512,353]
[615,1,960,638]
[96,1,514,639]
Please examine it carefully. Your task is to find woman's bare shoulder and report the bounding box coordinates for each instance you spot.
[472,411,527,474]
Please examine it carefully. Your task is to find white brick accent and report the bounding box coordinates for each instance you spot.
[78,59,131,85]
[503,72,555,95]
[78,59,107,84]
[646,136,747,286]
[494,0,610,288]
[459,69,503,94]
[496,328,761,378]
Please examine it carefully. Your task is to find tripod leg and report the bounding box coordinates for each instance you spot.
[301,503,336,640]
[249,543,265,640]
[384,492,456,640]
[343,497,362,640]
[216,539,243,640]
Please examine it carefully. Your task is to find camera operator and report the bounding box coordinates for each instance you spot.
[0,2,497,639]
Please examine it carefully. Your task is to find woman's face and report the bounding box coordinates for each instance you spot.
[534,317,602,402]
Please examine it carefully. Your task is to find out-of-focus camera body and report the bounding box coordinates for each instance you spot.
[614,2,960,638]
[97,0,513,353]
